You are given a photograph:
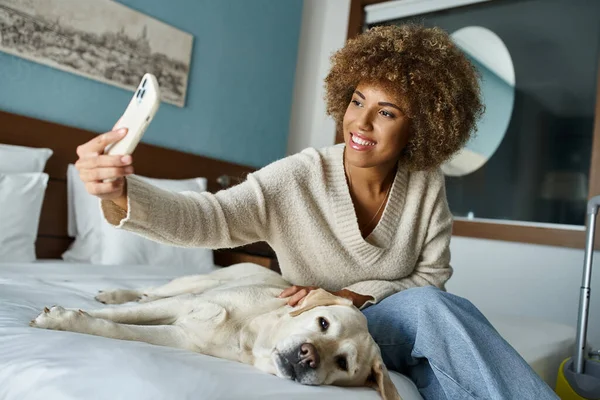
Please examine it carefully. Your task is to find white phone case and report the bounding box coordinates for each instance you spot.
[104,73,161,156]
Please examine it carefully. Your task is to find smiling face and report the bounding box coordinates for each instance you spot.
[272,305,382,387]
[342,82,411,170]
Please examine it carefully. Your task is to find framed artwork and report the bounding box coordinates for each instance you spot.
[0,0,193,107]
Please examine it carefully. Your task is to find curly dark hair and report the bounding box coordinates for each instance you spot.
[325,24,484,171]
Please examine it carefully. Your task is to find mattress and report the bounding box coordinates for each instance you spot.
[0,261,423,400]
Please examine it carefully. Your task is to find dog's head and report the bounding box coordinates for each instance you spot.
[271,289,400,400]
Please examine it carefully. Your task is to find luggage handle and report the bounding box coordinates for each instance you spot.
[574,195,600,374]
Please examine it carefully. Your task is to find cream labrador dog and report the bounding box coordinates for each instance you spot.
[31,263,401,400]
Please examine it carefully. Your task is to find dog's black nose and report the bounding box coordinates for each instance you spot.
[298,343,320,369]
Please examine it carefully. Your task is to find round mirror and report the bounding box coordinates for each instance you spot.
[441,26,515,177]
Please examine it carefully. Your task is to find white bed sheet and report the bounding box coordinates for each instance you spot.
[0,261,422,400]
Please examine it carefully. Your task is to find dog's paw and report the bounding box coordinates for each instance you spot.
[136,293,157,303]
[95,289,141,304]
[30,306,84,330]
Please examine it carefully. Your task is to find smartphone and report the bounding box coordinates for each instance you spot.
[104,73,161,156]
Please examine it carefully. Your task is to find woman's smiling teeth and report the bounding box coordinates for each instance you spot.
[351,134,376,146]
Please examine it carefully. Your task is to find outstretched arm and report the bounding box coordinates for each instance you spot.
[100,153,309,250]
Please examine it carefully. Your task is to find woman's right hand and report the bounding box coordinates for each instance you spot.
[74,127,134,209]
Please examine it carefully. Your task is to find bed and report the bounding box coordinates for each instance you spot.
[0,110,575,399]
[0,260,424,400]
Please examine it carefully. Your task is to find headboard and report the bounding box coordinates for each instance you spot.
[0,110,278,269]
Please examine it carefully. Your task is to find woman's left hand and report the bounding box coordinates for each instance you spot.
[278,285,319,307]
[278,286,373,309]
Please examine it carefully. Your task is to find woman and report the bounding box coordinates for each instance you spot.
[75,25,558,399]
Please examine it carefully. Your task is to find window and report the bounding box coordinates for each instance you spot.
[343,0,600,248]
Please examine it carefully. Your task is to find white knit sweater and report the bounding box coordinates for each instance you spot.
[101,144,453,308]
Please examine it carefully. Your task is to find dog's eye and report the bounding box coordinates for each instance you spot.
[318,317,329,331]
[335,355,348,371]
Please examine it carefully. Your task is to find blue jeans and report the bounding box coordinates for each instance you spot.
[362,286,559,400]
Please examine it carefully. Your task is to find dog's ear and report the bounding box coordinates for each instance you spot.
[366,358,402,400]
[289,289,353,317]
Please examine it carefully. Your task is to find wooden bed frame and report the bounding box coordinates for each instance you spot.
[0,110,278,269]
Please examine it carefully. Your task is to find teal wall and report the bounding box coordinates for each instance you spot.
[0,0,302,168]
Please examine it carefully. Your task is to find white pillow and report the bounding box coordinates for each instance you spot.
[99,222,214,268]
[64,164,213,268]
[0,173,49,262]
[0,144,53,173]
